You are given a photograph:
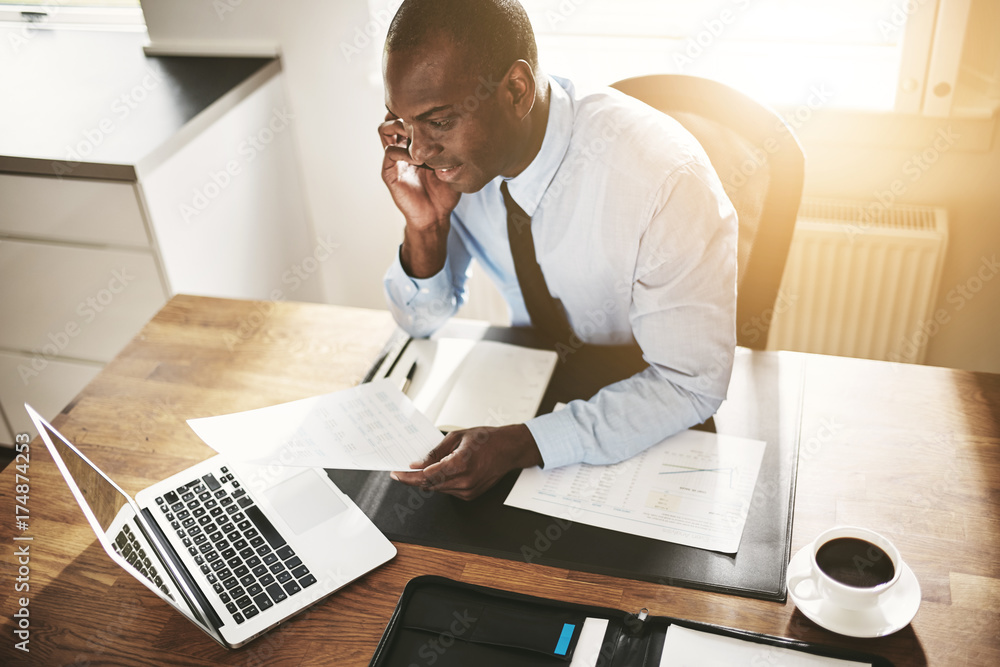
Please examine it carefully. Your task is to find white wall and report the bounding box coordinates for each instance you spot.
[140,69,325,303]
[141,0,403,309]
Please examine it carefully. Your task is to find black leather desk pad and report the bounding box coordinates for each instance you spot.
[331,327,803,601]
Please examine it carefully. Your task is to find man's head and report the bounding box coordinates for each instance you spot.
[383,0,546,193]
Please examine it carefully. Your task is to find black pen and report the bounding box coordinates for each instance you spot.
[399,361,417,395]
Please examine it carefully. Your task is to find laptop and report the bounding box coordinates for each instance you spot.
[26,404,397,649]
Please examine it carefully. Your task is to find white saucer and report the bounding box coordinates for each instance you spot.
[786,543,921,638]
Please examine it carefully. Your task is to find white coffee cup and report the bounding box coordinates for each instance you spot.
[789,526,902,610]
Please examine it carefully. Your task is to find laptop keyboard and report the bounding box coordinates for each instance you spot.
[155,466,317,625]
[112,523,173,599]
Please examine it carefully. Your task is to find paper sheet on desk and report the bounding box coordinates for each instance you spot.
[186,380,443,470]
[660,625,871,666]
[505,429,766,553]
[569,618,609,667]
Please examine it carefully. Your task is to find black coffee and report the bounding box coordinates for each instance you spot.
[815,537,895,588]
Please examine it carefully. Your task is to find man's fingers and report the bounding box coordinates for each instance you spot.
[377,117,404,134]
[381,149,421,189]
[389,469,428,486]
[419,460,451,487]
[378,118,407,148]
[389,461,451,489]
[392,434,469,487]
[430,433,466,462]
[389,426,531,501]
[409,432,463,468]
[384,145,419,166]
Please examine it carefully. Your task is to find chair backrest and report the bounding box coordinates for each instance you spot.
[611,75,805,349]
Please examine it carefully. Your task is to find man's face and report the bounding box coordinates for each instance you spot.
[384,39,521,194]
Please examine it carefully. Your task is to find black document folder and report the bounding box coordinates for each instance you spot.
[332,326,803,601]
[368,576,893,666]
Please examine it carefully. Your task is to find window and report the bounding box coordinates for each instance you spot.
[0,1,145,28]
[520,0,997,117]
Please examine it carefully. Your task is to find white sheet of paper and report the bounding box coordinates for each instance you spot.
[504,429,766,553]
[186,380,443,470]
[569,617,610,667]
[660,624,871,667]
[384,338,557,431]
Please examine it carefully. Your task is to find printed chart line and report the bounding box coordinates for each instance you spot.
[659,464,739,489]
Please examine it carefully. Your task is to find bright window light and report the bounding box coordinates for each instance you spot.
[521,0,908,111]
[0,1,144,27]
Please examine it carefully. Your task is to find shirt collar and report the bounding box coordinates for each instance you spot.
[502,75,573,217]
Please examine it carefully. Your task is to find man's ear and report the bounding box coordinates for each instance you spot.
[504,60,536,120]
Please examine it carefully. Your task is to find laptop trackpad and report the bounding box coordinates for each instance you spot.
[263,469,348,535]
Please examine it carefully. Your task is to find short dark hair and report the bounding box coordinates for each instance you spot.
[385,0,538,80]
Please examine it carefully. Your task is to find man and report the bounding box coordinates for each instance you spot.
[379,0,737,500]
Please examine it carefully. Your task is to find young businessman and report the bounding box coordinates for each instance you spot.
[379,0,738,500]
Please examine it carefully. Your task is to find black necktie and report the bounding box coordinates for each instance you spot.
[501,180,575,346]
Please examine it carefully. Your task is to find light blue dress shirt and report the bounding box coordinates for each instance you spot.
[384,75,738,470]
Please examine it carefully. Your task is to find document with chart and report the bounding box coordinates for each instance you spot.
[505,429,767,552]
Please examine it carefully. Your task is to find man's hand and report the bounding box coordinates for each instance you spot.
[390,424,543,500]
[378,112,460,234]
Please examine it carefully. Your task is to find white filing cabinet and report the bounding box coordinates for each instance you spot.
[0,63,321,444]
[0,174,167,440]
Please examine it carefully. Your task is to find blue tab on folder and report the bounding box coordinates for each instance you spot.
[554,622,575,656]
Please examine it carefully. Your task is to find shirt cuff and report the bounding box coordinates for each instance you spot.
[525,408,585,470]
[384,246,455,308]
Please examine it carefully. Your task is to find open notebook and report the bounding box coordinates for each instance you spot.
[383,338,558,432]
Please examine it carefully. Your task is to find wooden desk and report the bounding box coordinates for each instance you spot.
[2,295,998,665]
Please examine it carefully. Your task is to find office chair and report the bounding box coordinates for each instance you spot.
[611,75,805,350]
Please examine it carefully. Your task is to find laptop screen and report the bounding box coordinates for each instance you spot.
[26,405,221,643]
[38,418,131,537]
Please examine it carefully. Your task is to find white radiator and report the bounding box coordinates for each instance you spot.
[766,198,949,364]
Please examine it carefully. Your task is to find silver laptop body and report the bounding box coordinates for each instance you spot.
[26,404,396,649]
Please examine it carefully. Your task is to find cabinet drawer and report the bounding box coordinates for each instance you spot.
[0,351,102,439]
[0,173,149,247]
[0,240,167,362]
